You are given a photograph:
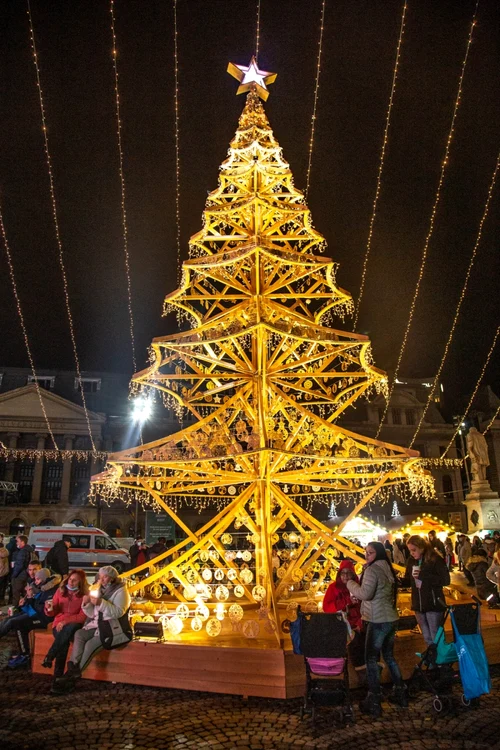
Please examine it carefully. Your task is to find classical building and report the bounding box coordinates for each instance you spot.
[0,367,180,538]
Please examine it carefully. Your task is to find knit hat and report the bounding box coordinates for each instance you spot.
[99,565,119,579]
[338,559,356,572]
[34,567,51,583]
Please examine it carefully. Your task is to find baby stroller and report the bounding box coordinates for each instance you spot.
[293,609,354,725]
[407,599,490,714]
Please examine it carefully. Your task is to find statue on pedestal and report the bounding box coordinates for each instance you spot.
[466,427,490,482]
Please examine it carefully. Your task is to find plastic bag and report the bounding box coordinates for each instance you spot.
[451,612,491,700]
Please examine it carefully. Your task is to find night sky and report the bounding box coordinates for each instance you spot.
[0,0,498,415]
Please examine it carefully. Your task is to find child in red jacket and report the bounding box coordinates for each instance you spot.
[42,569,89,683]
[323,559,366,677]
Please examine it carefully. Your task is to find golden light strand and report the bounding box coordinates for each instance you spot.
[0,205,58,449]
[305,0,327,198]
[255,0,261,61]
[172,0,182,285]
[441,326,500,458]
[110,0,137,372]
[27,1,96,452]
[354,1,407,330]
[410,151,500,448]
[483,402,500,437]
[376,5,478,439]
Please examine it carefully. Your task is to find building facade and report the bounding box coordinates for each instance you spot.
[0,367,180,538]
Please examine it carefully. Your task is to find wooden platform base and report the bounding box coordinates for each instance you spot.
[32,610,500,699]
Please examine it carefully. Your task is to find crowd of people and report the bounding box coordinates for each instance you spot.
[1,526,499,706]
[0,531,132,694]
[321,529,500,717]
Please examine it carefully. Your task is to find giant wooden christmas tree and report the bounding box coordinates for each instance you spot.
[91,60,433,644]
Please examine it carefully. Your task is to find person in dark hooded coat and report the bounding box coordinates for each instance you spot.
[45,539,71,577]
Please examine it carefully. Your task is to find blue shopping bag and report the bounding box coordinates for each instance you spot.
[451,613,491,700]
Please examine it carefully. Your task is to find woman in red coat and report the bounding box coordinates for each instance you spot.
[42,569,89,681]
[323,559,366,675]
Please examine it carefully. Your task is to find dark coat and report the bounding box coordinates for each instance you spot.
[402,554,450,613]
[45,540,69,576]
[467,555,496,600]
[11,545,32,579]
[129,543,141,569]
[148,542,167,561]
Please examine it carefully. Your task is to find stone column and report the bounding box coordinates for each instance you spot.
[32,434,47,503]
[60,435,75,504]
[5,433,19,481]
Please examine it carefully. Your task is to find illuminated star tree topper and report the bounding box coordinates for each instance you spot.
[227,56,277,101]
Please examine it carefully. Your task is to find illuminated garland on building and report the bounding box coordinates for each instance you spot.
[0,444,107,463]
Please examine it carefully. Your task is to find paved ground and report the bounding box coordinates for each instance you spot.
[1,636,500,750]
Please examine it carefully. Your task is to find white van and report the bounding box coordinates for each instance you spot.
[28,524,130,573]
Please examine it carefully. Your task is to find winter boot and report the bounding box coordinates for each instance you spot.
[64,661,81,679]
[387,684,409,708]
[359,691,382,718]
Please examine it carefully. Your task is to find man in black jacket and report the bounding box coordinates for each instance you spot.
[45,539,71,577]
[11,536,32,606]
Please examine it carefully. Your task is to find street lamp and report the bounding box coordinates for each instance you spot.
[131,397,153,423]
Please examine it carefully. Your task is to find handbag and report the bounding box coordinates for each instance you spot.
[98,610,133,650]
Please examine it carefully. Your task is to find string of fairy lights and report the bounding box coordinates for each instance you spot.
[483,402,500,437]
[441,325,500,458]
[110,0,137,372]
[27,1,96,454]
[255,0,261,60]
[409,151,500,449]
[353,1,407,331]
[1,4,496,487]
[0,206,58,450]
[304,0,326,198]
[376,5,479,439]
[173,0,182,284]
